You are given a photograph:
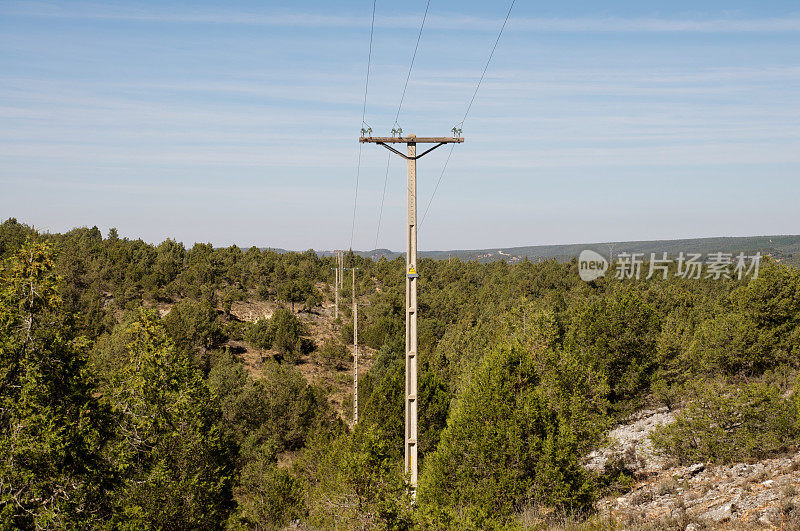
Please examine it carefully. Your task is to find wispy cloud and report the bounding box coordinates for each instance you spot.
[4,2,800,33]
[2,1,798,249]
[508,16,800,33]
[2,60,798,172]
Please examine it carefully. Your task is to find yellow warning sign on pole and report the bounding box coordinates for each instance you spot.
[407,266,419,279]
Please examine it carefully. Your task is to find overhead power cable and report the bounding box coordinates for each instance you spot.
[394,0,432,125]
[420,0,515,227]
[420,143,455,225]
[350,0,378,251]
[374,152,392,249]
[375,0,432,249]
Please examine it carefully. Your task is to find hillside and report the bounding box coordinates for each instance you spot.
[225,294,375,422]
[318,234,800,267]
[3,218,800,529]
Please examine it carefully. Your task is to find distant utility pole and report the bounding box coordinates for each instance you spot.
[340,266,360,426]
[351,266,359,425]
[334,266,339,319]
[333,250,344,319]
[360,133,463,493]
[339,250,344,294]
[607,243,616,264]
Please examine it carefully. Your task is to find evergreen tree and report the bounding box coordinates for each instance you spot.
[0,241,112,527]
[103,309,235,528]
[419,346,598,523]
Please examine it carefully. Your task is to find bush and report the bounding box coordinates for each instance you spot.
[104,310,235,528]
[316,339,350,370]
[419,346,600,522]
[244,308,309,363]
[296,426,413,529]
[340,321,354,345]
[210,359,337,454]
[564,289,661,410]
[163,298,224,355]
[244,318,273,350]
[651,379,796,464]
[233,459,305,528]
[689,313,763,376]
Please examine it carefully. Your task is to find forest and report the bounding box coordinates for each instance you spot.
[1,216,799,529]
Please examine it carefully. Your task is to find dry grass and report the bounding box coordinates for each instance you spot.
[656,477,679,496]
[628,488,655,506]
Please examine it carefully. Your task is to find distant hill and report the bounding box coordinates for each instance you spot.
[328,235,800,267]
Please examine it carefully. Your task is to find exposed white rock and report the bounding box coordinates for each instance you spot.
[596,451,800,527]
[590,409,800,528]
[584,407,677,474]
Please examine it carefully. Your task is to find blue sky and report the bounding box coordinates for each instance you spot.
[1,1,798,251]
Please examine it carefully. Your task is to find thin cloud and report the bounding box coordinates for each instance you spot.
[4,2,800,33]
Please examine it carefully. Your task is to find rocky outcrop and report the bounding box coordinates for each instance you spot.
[585,407,676,475]
[588,408,800,529]
[598,454,800,528]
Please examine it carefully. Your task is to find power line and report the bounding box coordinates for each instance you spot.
[419,0,515,228]
[361,0,377,128]
[420,143,454,225]
[350,0,378,251]
[374,152,392,249]
[375,0,432,249]
[394,0,432,125]
[459,0,515,127]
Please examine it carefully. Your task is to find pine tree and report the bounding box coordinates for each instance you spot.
[103,309,235,528]
[0,241,111,527]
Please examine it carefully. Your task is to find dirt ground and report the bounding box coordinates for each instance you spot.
[227,295,375,423]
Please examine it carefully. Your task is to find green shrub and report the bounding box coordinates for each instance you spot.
[564,288,661,410]
[689,313,763,376]
[419,346,600,522]
[296,426,412,529]
[213,360,327,453]
[244,308,309,363]
[162,298,224,356]
[316,339,349,370]
[340,321,354,345]
[233,459,305,529]
[104,310,235,528]
[244,317,273,349]
[651,379,796,464]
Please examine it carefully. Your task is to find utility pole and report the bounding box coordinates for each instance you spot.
[340,266,360,426]
[360,133,463,493]
[352,266,359,425]
[332,250,345,320]
[334,264,339,319]
[338,250,344,298]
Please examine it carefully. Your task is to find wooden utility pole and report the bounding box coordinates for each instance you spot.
[360,133,463,493]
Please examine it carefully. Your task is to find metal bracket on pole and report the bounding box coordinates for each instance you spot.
[376,141,447,160]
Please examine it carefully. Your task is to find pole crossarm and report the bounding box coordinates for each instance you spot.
[360,136,463,143]
[360,136,463,160]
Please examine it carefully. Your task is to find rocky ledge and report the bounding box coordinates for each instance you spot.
[586,409,800,529]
